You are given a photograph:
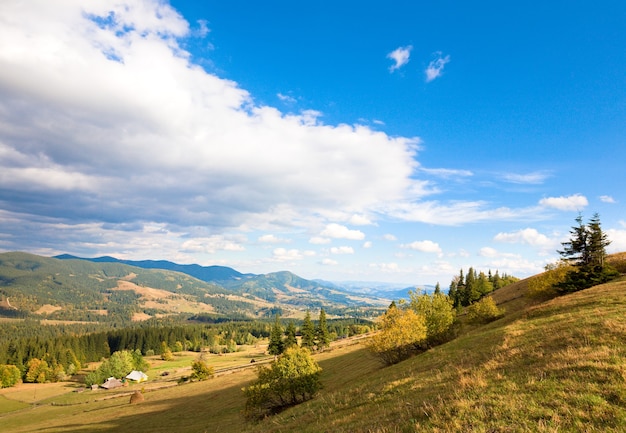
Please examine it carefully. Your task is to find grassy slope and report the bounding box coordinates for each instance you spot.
[2,260,626,432]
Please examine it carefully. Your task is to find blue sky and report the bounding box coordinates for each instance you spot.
[0,0,624,286]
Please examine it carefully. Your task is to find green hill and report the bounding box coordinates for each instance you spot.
[0,252,388,322]
[2,256,625,432]
[0,252,257,321]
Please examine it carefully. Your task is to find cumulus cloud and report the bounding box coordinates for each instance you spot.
[607,227,626,252]
[320,224,365,240]
[383,234,397,241]
[258,234,289,244]
[320,258,338,266]
[600,195,616,204]
[272,248,304,261]
[425,52,450,82]
[330,246,354,255]
[349,214,373,226]
[494,228,552,247]
[0,0,419,254]
[539,194,588,211]
[400,240,442,255]
[387,45,412,72]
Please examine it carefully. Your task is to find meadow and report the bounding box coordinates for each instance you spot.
[2,270,626,432]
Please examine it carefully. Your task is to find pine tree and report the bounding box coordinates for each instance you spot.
[284,321,298,349]
[587,213,611,268]
[557,213,617,292]
[300,310,315,349]
[268,314,284,356]
[315,308,330,351]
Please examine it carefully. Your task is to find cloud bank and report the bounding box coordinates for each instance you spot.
[0,0,419,248]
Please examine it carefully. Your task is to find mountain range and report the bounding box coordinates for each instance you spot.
[0,252,396,322]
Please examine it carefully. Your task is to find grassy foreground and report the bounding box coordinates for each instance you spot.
[2,276,626,432]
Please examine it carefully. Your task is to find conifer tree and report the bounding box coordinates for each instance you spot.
[315,308,330,351]
[300,310,315,349]
[557,213,617,292]
[284,321,298,349]
[268,314,284,356]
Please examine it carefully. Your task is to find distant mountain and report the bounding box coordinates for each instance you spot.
[315,279,436,300]
[1,252,259,322]
[54,254,390,310]
[229,271,390,308]
[54,254,252,283]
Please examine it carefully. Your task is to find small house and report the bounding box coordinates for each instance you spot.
[125,370,148,383]
[101,377,123,390]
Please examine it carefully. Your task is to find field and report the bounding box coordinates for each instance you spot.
[2,271,626,432]
[0,338,373,433]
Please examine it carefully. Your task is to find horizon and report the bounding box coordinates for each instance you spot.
[0,0,624,286]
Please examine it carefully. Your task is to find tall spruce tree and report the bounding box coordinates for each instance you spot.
[315,308,330,351]
[268,314,284,356]
[300,310,315,349]
[557,213,617,292]
[284,321,298,349]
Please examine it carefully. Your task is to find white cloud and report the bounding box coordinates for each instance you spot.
[539,194,588,211]
[388,200,542,225]
[369,262,400,273]
[420,167,473,178]
[0,0,421,251]
[600,195,616,204]
[272,248,303,261]
[607,228,626,252]
[363,241,372,248]
[383,234,397,241]
[330,246,354,255]
[400,240,442,255]
[425,52,450,82]
[501,171,551,184]
[258,234,289,244]
[349,214,373,226]
[479,247,498,258]
[320,258,338,266]
[277,92,297,103]
[320,224,365,240]
[494,228,552,247]
[387,45,412,72]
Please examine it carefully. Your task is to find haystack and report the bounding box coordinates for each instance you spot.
[129,391,144,404]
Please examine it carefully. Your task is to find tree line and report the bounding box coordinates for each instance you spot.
[447,268,518,308]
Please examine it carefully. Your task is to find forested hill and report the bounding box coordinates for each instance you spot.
[0,252,388,323]
[54,253,390,310]
[54,254,252,284]
[0,252,257,322]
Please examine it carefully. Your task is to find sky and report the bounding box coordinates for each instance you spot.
[0,0,625,286]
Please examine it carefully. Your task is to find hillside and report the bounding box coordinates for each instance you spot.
[53,253,389,313]
[0,252,264,321]
[1,257,625,432]
[54,254,252,284]
[0,252,387,322]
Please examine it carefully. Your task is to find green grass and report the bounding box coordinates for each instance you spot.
[2,274,626,432]
[0,395,29,414]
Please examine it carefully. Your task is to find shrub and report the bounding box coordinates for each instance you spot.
[409,291,456,346]
[368,306,427,365]
[243,346,322,419]
[467,297,504,324]
[0,364,22,388]
[190,359,214,381]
